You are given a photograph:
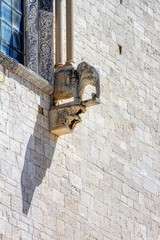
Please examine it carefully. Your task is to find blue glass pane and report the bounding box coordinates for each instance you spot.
[1,42,11,55]
[13,30,23,52]
[0,0,24,64]
[2,0,12,6]
[1,22,12,44]
[2,2,12,25]
[12,10,23,32]
[13,50,23,63]
[13,0,22,13]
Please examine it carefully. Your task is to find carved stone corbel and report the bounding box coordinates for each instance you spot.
[50,104,86,136]
[49,62,100,136]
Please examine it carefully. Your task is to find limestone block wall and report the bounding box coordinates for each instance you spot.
[0,0,160,240]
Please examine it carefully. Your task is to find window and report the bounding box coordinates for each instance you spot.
[0,0,24,64]
[0,0,54,83]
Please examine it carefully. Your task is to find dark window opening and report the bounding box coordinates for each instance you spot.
[0,0,24,64]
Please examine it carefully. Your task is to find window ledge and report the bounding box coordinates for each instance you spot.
[0,51,54,95]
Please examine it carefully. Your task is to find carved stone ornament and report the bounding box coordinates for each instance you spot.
[25,0,54,83]
[50,62,100,136]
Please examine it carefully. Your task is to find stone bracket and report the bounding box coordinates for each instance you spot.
[50,103,86,136]
[49,61,100,136]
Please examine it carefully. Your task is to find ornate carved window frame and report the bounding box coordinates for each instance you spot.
[25,0,54,84]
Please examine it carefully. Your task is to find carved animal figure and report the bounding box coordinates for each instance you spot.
[77,61,100,100]
[53,61,100,105]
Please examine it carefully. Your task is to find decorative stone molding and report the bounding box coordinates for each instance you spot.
[50,62,100,136]
[0,51,53,95]
[26,0,38,73]
[26,0,54,83]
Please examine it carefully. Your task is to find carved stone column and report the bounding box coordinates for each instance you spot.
[66,0,75,67]
[25,0,54,83]
[55,0,63,68]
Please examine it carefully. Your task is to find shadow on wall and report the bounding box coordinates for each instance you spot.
[21,113,57,215]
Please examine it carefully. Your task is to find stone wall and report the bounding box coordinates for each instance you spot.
[0,0,160,239]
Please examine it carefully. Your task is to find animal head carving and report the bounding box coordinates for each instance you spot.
[77,61,100,99]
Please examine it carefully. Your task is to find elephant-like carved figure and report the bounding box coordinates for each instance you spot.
[53,61,100,106]
[77,61,100,101]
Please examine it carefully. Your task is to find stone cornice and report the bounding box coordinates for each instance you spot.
[0,51,54,95]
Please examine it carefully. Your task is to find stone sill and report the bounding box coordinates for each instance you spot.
[0,51,54,95]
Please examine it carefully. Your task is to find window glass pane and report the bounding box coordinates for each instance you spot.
[1,42,11,56]
[12,10,23,32]
[1,22,12,44]
[0,0,24,64]
[13,0,22,13]
[13,49,23,64]
[2,2,12,25]
[13,30,23,52]
[2,0,12,6]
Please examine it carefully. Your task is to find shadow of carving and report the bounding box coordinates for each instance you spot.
[21,114,57,215]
